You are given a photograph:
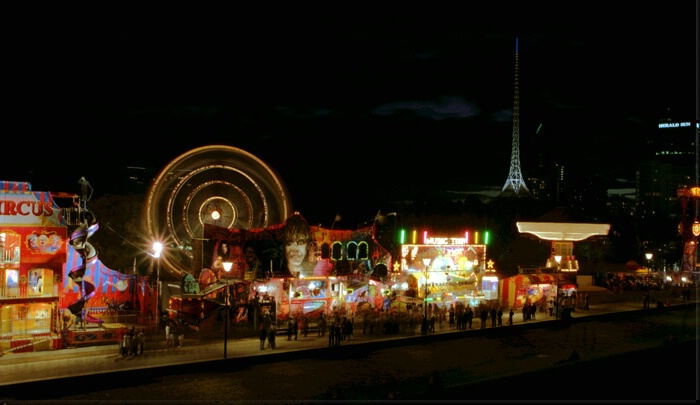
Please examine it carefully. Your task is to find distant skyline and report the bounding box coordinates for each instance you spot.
[5,5,696,227]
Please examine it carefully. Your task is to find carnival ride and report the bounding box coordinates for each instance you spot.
[145,145,293,276]
[137,145,295,333]
[61,188,143,344]
[65,205,104,328]
[58,145,389,338]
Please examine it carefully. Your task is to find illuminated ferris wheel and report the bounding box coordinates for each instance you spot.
[145,145,292,275]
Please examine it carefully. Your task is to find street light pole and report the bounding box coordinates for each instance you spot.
[387,212,397,266]
[554,255,562,319]
[422,257,431,335]
[153,242,163,330]
[645,252,653,308]
[222,261,232,358]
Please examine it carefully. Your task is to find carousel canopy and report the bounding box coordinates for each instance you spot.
[516,222,610,241]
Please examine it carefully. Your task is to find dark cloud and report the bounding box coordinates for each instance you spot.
[372,97,482,121]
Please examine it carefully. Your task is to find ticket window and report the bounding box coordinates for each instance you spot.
[1,232,21,299]
[0,303,52,335]
[0,231,21,264]
[28,269,49,297]
[3,269,20,298]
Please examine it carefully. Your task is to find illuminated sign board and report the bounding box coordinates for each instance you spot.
[401,230,490,245]
[425,237,468,245]
[399,243,487,273]
[658,122,691,129]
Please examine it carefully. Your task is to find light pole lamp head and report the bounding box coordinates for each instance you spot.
[693,220,700,236]
[645,252,653,261]
[422,258,431,268]
[554,255,562,264]
[153,242,163,258]
[223,261,233,273]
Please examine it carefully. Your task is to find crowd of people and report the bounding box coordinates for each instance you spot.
[120,326,146,357]
[163,321,186,350]
[255,311,358,350]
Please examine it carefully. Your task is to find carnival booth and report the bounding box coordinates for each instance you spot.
[510,221,610,311]
[0,181,68,353]
[1,180,147,353]
[499,273,559,310]
[396,233,490,310]
[184,212,392,334]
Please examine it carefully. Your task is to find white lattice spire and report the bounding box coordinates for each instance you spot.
[501,37,530,197]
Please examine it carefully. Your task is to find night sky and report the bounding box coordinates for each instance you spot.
[5,5,695,227]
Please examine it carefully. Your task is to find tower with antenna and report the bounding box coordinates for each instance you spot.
[500,37,530,197]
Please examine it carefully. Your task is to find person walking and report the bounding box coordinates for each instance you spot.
[490,307,497,327]
[138,329,146,355]
[318,314,327,337]
[479,308,488,329]
[270,297,277,320]
[165,322,174,349]
[508,308,514,325]
[456,308,465,330]
[121,331,131,358]
[293,317,299,340]
[344,317,354,341]
[497,308,503,326]
[267,323,277,349]
[302,316,309,338]
[333,322,342,347]
[286,317,295,341]
[177,326,185,349]
[548,299,555,316]
[421,315,428,335]
[523,302,530,321]
[328,321,335,347]
[466,307,473,329]
[258,323,268,350]
[129,327,139,356]
[259,313,271,350]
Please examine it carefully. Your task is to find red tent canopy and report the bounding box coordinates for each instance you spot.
[526,274,556,284]
[624,260,641,271]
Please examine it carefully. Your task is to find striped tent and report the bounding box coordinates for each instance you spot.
[60,243,138,312]
[498,274,559,309]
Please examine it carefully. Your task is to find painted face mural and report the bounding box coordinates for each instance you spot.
[282,213,313,276]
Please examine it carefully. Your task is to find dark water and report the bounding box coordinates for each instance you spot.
[425,339,698,401]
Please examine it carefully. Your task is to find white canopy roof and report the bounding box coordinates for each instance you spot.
[516,222,610,241]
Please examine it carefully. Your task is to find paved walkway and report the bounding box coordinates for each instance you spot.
[0,287,696,388]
